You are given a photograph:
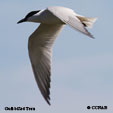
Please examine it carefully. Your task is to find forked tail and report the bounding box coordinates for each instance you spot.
[77,15,97,28]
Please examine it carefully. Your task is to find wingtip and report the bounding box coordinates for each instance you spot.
[46,98,51,105]
[48,101,51,106]
[89,34,95,39]
[84,27,95,39]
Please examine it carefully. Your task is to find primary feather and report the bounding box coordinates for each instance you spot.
[28,24,64,105]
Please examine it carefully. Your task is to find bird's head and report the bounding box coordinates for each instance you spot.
[17,10,41,24]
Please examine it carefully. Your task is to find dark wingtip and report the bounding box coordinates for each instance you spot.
[84,27,95,39]
[88,32,95,39]
[47,100,51,106]
[45,95,51,105]
[89,34,95,39]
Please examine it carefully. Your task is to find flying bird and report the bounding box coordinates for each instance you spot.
[17,6,97,105]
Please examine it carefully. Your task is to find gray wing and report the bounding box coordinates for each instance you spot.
[48,7,94,38]
[28,24,64,105]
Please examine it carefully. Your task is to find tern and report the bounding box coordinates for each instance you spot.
[17,6,97,105]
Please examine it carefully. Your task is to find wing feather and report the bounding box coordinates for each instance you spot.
[28,24,64,105]
[48,7,94,38]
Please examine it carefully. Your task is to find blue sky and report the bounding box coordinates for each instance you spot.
[0,0,113,113]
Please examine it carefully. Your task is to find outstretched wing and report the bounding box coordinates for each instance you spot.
[48,6,94,38]
[28,24,64,105]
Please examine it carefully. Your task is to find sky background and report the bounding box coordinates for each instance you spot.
[0,0,113,113]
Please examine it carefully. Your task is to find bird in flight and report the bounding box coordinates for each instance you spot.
[17,6,97,105]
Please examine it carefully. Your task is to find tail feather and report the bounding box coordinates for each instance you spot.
[77,16,97,28]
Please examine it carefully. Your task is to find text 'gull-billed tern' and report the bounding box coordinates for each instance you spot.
[17,6,97,105]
